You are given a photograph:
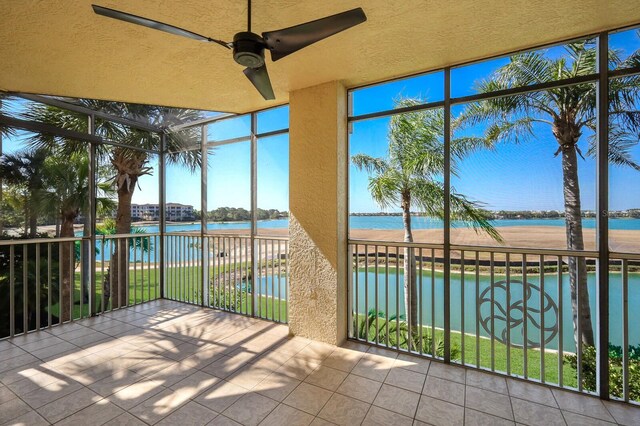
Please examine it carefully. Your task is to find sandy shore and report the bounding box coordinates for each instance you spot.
[203,226,640,253]
[15,223,640,256]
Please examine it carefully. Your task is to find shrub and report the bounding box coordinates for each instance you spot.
[564,344,640,401]
[355,309,460,359]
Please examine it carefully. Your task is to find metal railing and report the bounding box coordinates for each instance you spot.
[95,233,161,314]
[164,233,288,323]
[1,236,85,338]
[609,253,640,403]
[0,233,162,339]
[348,239,640,403]
[1,231,289,340]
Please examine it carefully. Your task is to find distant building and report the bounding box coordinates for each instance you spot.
[131,203,194,221]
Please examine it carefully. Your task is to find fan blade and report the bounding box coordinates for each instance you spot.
[243,65,275,100]
[262,8,366,61]
[92,4,230,48]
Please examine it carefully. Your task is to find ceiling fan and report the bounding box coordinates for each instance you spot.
[92,1,367,100]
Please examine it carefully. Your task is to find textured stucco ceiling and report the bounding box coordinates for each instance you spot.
[1,1,639,114]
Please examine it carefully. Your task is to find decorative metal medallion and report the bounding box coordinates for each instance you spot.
[477,280,558,348]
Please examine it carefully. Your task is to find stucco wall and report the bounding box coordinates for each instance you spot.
[288,81,348,345]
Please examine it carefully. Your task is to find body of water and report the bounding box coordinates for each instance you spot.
[123,216,640,234]
[353,270,640,353]
[349,216,640,230]
[94,216,640,262]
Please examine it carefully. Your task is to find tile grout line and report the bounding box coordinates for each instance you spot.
[504,372,517,425]
[413,358,433,423]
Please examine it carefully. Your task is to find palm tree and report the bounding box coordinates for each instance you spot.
[0,149,49,237]
[0,95,14,236]
[41,151,116,318]
[352,98,502,344]
[455,40,640,348]
[25,101,202,309]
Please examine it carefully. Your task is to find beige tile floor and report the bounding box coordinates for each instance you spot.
[1,299,639,426]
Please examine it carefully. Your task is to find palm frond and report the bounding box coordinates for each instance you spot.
[368,171,402,209]
[351,154,388,174]
[449,189,503,243]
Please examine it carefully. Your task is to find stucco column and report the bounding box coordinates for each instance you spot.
[288,81,348,345]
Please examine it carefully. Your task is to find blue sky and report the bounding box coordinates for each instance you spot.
[163,106,289,211]
[3,28,639,214]
[350,28,640,213]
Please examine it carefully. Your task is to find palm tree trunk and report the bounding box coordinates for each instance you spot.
[561,145,595,348]
[59,213,76,322]
[401,192,418,349]
[23,199,29,237]
[28,209,38,238]
[110,186,134,309]
[81,218,90,303]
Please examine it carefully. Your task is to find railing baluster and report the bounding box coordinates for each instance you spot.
[195,235,199,304]
[558,256,564,388]
[168,235,173,300]
[58,241,63,322]
[245,237,250,314]
[100,236,105,312]
[460,251,465,365]
[364,244,369,343]
[375,245,379,345]
[164,235,169,300]
[506,253,511,376]
[186,235,191,303]
[418,248,423,355]
[148,235,152,302]
[396,246,400,349]
[192,235,196,303]
[9,245,15,337]
[36,243,41,331]
[224,236,228,310]
[475,251,480,368]
[171,235,174,301]
[271,239,275,320]
[622,259,629,402]
[540,254,545,383]
[47,243,52,329]
[354,244,359,340]
[142,236,146,304]
[577,256,582,392]
[385,246,389,348]
[431,249,435,356]
[407,245,412,352]
[23,244,28,333]
[237,237,241,312]
[181,235,185,303]
[154,235,157,301]
[79,240,84,317]
[176,235,179,301]
[230,237,235,312]
[490,252,495,372]
[233,237,242,313]
[173,235,177,301]
[216,237,221,309]
[133,236,138,305]
[69,241,74,320]
[523,253,528,379]
[278,240,282,322]
[174,235,178,302]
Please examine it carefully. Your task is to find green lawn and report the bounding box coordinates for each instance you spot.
[354,314,578,388]
[48,262,287,323]
[49,266,161,320]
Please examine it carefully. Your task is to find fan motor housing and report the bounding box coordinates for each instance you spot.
[233,32,265,68]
